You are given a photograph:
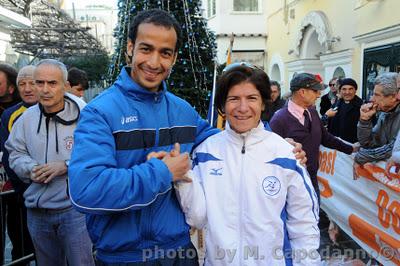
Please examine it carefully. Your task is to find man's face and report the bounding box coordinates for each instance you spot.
[128,23,177,92]
[69,84,85,98]
[372,84,398,112]
[340,85,356,102]
[270,85,280,102]
[0,71,15,98]
[18,78,38,105]
[34,65,66,113]
[224,81,264,134]
[302,88,321,107]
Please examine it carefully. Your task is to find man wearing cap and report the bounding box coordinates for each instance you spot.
[324,78,363,143]
[0,65,37,264]
[270,73,355,200]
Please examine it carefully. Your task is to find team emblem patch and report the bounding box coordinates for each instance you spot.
[262,176,281,196]
[64,136,74,150]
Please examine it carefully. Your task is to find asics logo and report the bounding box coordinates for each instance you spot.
[121,116,138,125]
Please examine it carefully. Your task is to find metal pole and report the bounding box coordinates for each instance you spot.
[210,61,218,127]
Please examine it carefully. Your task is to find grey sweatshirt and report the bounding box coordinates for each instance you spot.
[6,94,85,209]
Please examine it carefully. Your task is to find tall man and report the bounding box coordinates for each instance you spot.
[5,59,94,266]
[270,73,355,200]
[68,9,219,265]
[0,65,37,265]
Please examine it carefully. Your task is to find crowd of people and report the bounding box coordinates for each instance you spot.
[0,8,399,266]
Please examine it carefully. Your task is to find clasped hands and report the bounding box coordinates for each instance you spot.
[31,161,67,184]
[147,143,192,183]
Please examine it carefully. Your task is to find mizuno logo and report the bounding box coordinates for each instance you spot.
[121,115,138,125]
[210,168,222,176]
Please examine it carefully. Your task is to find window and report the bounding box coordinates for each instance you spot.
[333,67,345,79]
[207,0,216,17]
[233,0,259,12]
[362,42,400,99]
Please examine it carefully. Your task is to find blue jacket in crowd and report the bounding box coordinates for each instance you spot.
[68,67,218,263]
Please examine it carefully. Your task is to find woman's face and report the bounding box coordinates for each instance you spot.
[224,81,264,134]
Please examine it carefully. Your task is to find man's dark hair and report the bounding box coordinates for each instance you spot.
[215,65,271,114]
[68,67,89,90]
[270,80,281,92]
[0,64,17,90]
[128,9,182,51]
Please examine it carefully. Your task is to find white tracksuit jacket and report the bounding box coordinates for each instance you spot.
[176,122,321,266]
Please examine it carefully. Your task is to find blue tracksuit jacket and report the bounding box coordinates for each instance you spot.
[68,67,218,263]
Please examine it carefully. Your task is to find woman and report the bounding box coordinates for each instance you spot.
[175,63,320,265]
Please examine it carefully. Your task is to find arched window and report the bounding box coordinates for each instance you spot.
[333,67,345,78]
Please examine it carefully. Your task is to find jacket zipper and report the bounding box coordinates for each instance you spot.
[239,135,246,263]
[36,116,50,208]
[143,95,160,240]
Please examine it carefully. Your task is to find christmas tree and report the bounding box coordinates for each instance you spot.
[108,0,216,117]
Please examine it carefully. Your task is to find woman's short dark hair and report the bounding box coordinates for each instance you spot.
[215,65,271,114]
[128,9,182,52]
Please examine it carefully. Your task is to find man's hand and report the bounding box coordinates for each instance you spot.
[163,143,192,183]
[285,138,307,165]
[352,142,360,153]
[325,108,338,118]
[146,151,168,161]
[31,161,67,184]
[359,102,377,121]
[353,162,360,180]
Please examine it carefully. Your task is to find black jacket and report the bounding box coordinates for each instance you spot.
[327,96,363,143]
[261,98,286,122]
[320,92,337,116]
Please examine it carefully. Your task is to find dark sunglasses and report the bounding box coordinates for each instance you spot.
[329,83,336,87]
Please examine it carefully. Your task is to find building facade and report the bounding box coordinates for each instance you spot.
[63,4,118,54]
[0,6,31,65]
[266,0,400,97]
[202,0,268,67]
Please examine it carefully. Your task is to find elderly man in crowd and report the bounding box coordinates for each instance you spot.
[355,72,400,165]
[270,73,356,201]
[5,59,94,266]
[324,78,363,143]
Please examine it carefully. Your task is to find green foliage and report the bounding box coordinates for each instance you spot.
[109,0,216,117]
[63,53,109,82]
